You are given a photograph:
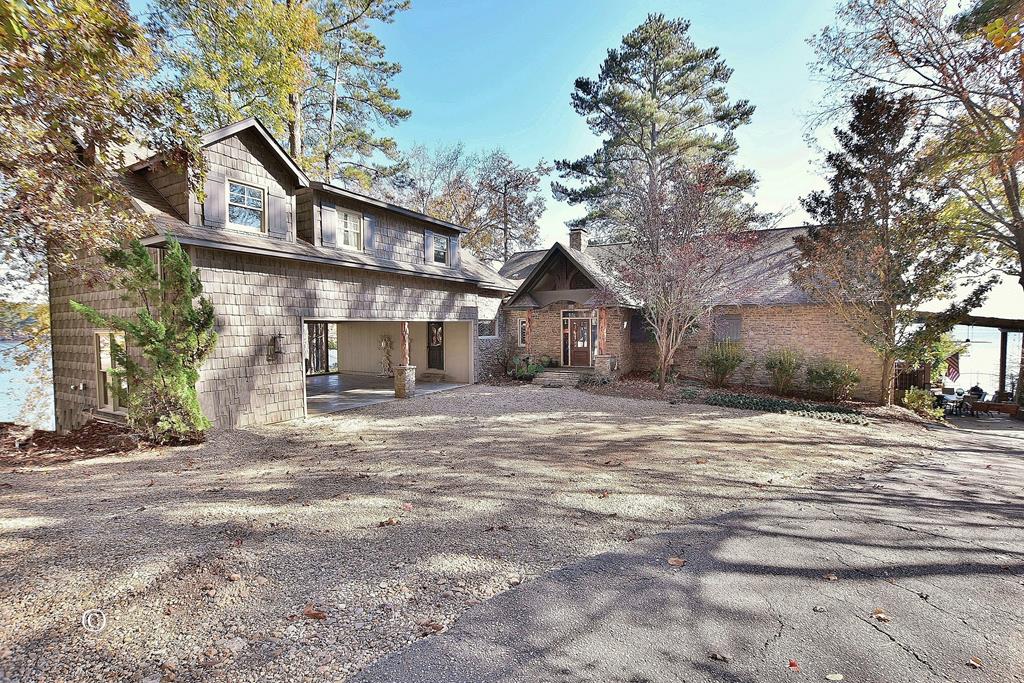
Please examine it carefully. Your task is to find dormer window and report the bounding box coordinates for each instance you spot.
[433,234,450,265]
[227,181,265,232]
[340,210,362,249]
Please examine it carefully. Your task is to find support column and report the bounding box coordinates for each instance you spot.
[395,321,416,398]
[998,329,1008,396]
[525,309,533,357]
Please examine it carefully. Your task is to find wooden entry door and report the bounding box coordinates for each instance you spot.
[568,318,591,366]
[427,322,444,370]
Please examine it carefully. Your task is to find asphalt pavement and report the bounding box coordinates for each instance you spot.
[356,416,1024,683]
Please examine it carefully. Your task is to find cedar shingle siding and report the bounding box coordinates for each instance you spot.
[48,119,513,431]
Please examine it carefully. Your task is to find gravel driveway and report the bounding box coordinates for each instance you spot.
[0,384,932,682]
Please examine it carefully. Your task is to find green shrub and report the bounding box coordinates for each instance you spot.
[705,393,868,425]
[70,239,217,444]
[902,387,943,419]
[806,359,861,401]
[763,348,802,395]
[509,357,545,381]
[698,342,745,388]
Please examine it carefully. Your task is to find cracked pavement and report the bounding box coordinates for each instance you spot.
[356,417,1024,683]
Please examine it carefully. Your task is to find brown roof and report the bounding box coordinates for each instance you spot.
[123,171,515,292]
[501,227,811,308]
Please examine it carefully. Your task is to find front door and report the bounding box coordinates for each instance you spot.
[569,318,591,367]
[427,322,444,370]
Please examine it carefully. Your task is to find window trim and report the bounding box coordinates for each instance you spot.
[517,318,527,347]
[226,179,266,233]
[713,314,742,343]
[433,234,450,265]
[339,208,363,251]
[478,319,497,339]
[94,330,128,415]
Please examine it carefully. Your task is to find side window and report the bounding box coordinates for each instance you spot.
[517,319,527,347]
[227,181,265,232]
[713,314,742,342]
[433,234,450,265]
[95,331,128,414]
[478,320,496,338]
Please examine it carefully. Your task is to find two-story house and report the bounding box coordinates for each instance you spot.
[48,118,515,431]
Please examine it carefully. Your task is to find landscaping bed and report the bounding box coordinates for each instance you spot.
[0,420,141,466]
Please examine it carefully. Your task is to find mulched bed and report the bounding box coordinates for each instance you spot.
[580,373,879,413]
[0,420,145,466]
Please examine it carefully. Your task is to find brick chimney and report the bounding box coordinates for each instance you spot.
[569,226,589,252]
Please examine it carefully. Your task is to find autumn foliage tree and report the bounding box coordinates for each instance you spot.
[794,88,991,404]
[0,0,202,290]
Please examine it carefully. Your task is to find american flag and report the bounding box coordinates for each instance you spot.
[946,353,960,382]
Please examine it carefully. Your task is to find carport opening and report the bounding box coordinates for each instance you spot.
[303,320,473,416]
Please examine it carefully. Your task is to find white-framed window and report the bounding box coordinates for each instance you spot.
[517,318,527,347]
[95,330,128,414]
[227,180,265,232]
[340,210,362,249]
[433,234,450,265]
[478,320,496,338]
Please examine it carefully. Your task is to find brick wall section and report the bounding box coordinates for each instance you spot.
[502,304,635,371]
[633,304,884,401]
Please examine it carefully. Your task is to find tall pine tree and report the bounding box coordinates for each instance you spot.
[552,13,755,244]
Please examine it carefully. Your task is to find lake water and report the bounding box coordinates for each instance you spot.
[0,340,54,429]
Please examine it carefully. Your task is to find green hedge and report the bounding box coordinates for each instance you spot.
[705,393,868,425]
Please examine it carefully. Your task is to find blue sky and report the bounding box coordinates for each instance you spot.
[374,0,838,247]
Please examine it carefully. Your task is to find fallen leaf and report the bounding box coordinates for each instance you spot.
[418,619,444,635]
[788,659,800,671]
[667,557,687,567]
[822,573,839,581]
[302,604,327,620]
[597,491,610,499]
[401,502,414,512]
[871,608,891,623]
[694,458,708,464]
[826,675,844,681]
[709,651,732,662]
[378,517,400,527]
[146,479,154,487]
[966,656,983,669]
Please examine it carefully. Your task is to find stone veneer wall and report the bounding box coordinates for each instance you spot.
[475,294,508,379]
[652,304,884,402]
[50,247,484,431]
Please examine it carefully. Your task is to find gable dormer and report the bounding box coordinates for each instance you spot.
[193,119,310,242]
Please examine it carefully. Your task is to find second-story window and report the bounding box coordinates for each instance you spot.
[433,234,450,264]
[228,181,265,232]
[340,210,362,249]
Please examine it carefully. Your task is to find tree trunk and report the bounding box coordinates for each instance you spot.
[880,352,895,406]
[324,58,341,181]
[289,92,302,160]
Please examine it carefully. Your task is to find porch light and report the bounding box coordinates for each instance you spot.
[267,333,285,362]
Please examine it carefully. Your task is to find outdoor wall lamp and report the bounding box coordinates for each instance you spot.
[266,334,285,362]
